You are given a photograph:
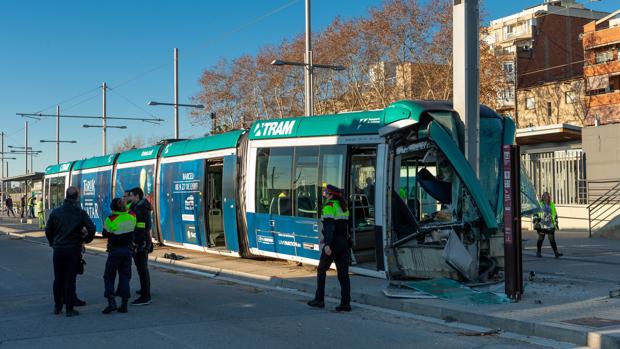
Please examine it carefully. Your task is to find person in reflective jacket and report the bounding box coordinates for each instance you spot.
[534,192,562,258]
[102,198,136,314]
[308,184,352,312]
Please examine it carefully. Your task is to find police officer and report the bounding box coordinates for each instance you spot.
[535,192,563,258]
[127,187,153,305]
[102,198,136,314]
[308,184,352,312]
[45,186,96,317]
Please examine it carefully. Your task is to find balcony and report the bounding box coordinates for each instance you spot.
[588,90,620,107]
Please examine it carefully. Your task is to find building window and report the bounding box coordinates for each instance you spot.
[526,96,536,110]
[547,102,552,119]
[502,61,514,74]
[565,91,576,104]
[610,75,620,92]
[500,87,514,102]
[596,50,614,64]
[503,25,515,39]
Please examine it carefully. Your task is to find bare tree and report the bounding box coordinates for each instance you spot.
[112,135,144,153]
[191,0,508,132]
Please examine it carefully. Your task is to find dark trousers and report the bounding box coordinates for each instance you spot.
[6,206,14,216]
[104,247,132,299]
[537,229,559,253]
[53,248,81,311]
[314,242,351,306]
[133,250,150,298]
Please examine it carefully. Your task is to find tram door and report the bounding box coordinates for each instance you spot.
[348,146,378,270]
[206,160,225,248]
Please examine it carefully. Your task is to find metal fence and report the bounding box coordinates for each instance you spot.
[521,150,587,205]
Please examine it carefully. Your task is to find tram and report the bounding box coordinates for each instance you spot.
[43,100,533,280]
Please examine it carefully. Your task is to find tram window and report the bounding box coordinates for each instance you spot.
[255,147,293,216]
[349,147,376,229]
[399,156,447,222]
[399,160,419,218]
[318,145,347,216]
[294,147,319,218]
[50,177,65,209]
[43,179,50,208]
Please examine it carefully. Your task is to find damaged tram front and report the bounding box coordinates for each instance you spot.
[380,101,524,282]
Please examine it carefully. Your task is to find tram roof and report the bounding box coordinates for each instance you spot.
[161,130,244,158]
[116,145,162,164]
[248,100,502,141]
[45,161,74,175]
[72,153,118,171]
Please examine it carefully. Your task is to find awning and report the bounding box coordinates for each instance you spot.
[516,124,582,145]
[588,75,609,90]
[0,172,44,183]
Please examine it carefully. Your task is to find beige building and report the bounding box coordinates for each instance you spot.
[517,78,586,126]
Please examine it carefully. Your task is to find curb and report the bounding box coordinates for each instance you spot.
[2,229,619,348]
[108,244,620,349]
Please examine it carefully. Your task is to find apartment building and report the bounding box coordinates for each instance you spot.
[583,9,620,125]
[486,0,607,127]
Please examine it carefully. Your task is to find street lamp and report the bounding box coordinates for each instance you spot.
[147,100,204,139]
[83,125,127,129]
[269,0,345,117]
[270,59,346,116]
[270,59,345,71]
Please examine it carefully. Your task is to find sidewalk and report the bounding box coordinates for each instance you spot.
[2,218,620,349]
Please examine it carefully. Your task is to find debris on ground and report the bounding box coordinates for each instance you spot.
[163,252,186,260]
[383,285,438,299]
[402,278,513,304]
[434,329,501,337]
[609,289,620,298]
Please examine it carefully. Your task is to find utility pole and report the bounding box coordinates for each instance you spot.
[304,0,313,117]
[40,105,77,162]
[1,131,4,178]
[174,48,179,139]
[453,0,480,175]
[56,105,60,164]
[25,121,28,174]
[102,82,107,155]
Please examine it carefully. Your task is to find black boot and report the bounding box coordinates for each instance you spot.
[550,241,563,258]
[307,299,325,308]
[102,296,117,314]
[118,298,128,313]
[335,304,351,312]
[536,240,543,257]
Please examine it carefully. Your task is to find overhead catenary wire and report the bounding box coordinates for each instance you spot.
[107,87,157,119]
[8,0,302,141]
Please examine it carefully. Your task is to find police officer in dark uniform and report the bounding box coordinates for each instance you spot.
[45,186,96,317]
[127,187,153,305]
[102,198,136,314]
[308,184,352,312]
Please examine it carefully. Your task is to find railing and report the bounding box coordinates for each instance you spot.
[521,151,586,205]
[587,179,620,237]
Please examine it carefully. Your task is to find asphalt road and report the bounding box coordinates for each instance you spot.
[0,234,558,349]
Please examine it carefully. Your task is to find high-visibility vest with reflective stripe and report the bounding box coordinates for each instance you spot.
[321,200,349,220]
[104,211,137,235]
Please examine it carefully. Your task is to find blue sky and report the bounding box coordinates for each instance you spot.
[0,0,617,174]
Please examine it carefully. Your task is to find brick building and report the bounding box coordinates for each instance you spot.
[583,9,620,125]
[486,0,607,127]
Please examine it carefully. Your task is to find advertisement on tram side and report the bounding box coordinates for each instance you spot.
[71,169,112,232]
[158,159,206,246]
